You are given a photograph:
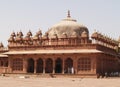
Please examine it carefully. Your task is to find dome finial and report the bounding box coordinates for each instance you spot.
[67,10,71,18]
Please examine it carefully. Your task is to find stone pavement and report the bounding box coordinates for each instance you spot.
[0,76,120,87]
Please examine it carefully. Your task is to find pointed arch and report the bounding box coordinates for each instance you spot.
[65,58,73,73]
[36,58,43,73]
[27,58,34,73]
[55,58,62,73]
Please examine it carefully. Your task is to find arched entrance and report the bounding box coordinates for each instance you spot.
[45,58,53,73]
[55,58,62,73]
[36,58,43,73]
[65,58,73,74]
[27,58,34,73]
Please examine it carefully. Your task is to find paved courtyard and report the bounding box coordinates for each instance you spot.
[0,76,120,87]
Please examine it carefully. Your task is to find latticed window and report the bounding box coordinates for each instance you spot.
[0,58,8,67]
[13,58,23,71]
[78,58,91,71]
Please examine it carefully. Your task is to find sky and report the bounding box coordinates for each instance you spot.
[0,0,120,46]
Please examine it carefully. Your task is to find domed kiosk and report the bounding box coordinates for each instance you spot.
[47,11,89,38]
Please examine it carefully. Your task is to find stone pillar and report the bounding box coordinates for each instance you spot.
[74,57,77,74]
[92,57,96,74]
[23,58,27,73]
[62,59,65,74]
[53,59,55,74]
[8,57,12,73]
[34,59,37,73]
[43,59,46,74]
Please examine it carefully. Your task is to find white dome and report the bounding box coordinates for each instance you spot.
[46,11,89,38]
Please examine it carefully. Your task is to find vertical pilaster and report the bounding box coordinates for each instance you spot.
[62,58,65,74]
[92,57,97,74]
[8,57,12,73]
[74,57,77,74]
[43,59,46,74]
[23,58,27,73]
[53,58,55,74]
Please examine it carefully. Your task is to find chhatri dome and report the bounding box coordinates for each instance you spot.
[46,11,89,38]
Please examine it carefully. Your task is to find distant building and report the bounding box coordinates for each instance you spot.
[0,11,120,77]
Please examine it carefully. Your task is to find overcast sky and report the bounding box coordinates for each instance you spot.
[0,0,120,46]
